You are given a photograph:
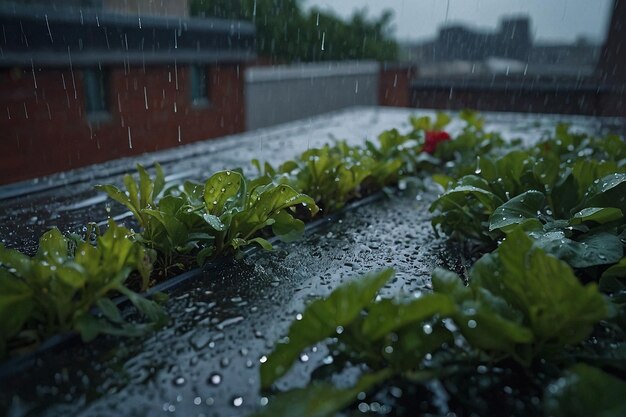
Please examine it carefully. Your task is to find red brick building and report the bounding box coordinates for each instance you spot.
[0,3,255,184]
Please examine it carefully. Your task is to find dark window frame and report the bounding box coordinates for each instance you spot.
[190,64,210,107]
[83,67,110,122]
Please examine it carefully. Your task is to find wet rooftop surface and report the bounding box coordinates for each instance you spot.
[0,107,620,417]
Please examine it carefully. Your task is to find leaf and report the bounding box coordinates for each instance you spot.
[271,210,305,242]
[570,207,623,225]
[56,264,87,288]
[183,180,205,206]
[361,294,457,340]
[74,314,151,342]
[0,269,34,339]
[36,228,68,262]
[152,163,166,198]
[118,286,167,325]
[580,173,626,213]
[477,228,608,353]
[248,237,274,251]
[489,190,545,232]
[252,370,391,417]
[543,364,626,417]
[123,173,141,214]
[95,184,138,218]
[532,155,560,188]
[142,208,188,248]
[231,183,318,241]
[572,160,619,201]
[599,257,626,293]
[0,244,33,278]
[260,269,393,388]
[204,170,244,215]
[531,231,623,269]
[96,297,123,324]
[137,164,153,210]
[454,298,534,356]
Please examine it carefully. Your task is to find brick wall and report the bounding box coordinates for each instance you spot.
[378,64,415,108]
[0,63,245,184]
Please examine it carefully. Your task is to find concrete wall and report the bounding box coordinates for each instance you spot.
[245,61,379,130]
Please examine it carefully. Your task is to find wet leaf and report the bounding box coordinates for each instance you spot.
[570,207,623,225]
[260,269,392,388]
[544,364,626,417]
[489,190,545,232]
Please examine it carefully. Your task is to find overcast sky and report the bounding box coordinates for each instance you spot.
[304,0,614,43]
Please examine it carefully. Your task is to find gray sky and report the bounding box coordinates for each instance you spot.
[304,0,614,43]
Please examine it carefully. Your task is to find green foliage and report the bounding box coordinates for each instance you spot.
[196,170,319,262]
[258,229,609,415]
[189,0,398,62]
[254,141,402,213]
[0,222,165,358]
[543,363,626,417]
[430,126,626,273]
[260,269,393,388]
[98,166,319,265]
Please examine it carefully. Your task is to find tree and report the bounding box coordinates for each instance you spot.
[190,0,398,62]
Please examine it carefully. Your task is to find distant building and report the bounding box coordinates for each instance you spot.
[406,17,531,63]
[400,16,601,78]
[0,1,255,184]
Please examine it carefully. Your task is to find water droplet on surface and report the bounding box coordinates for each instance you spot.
[232,396,243,407]
[207,373,222,385]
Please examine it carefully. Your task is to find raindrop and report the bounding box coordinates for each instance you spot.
[207,373,222,385]
[474,156,482,174]
[173,377,185,386]
[321,32,325,51]
[468,320,477,328]
[232,396,243,407]
[128,126,133,149]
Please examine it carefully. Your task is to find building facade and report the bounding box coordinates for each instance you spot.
[0,2,254,184]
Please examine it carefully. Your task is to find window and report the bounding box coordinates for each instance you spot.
[83,67,109,119]
[190,64,209,106]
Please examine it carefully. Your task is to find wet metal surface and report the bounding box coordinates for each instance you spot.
[0,107,620,416]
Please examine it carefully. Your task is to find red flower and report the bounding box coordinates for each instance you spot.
[424,130,451,154]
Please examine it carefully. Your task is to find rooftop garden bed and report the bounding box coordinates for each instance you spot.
[1,107,624,416]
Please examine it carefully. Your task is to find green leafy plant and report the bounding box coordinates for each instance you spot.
[430,127,626,272]
[254,141,402,213]
[256,228,609,416]
[0,221,166,358]
[543,363,626,417]
[194,170,320,263]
